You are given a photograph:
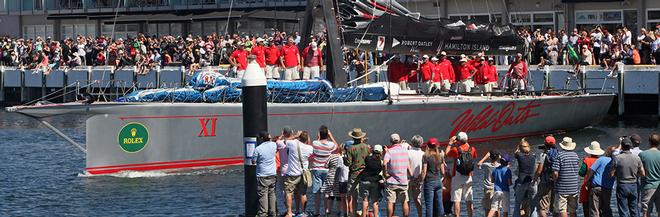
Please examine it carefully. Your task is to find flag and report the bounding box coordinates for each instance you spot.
[567,43,579,62]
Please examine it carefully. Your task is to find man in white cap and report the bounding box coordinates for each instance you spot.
[436,51,455,92]
[302,41,323,80]
[384,133,411,217]
[419,55,435,94]
[456,57,476,93]
[428,56,442,93]
[551,137,580,217]
[445,132,478,217]
[229,42,248,78]
[578,141,604,217]
[475,57,498,94]
[251,38,267,72]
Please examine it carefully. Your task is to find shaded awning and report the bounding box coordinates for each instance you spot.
[242,10,303,21]
[100,11,245,24]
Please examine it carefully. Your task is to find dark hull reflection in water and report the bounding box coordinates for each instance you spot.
[1,111,657,216]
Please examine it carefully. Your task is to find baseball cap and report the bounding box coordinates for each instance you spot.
[373,144,383,153]
[390,133,401,143]
[457,132,468,142]
[545,136,556,146]
[459,58,468,62]
[431,57,439,61]
[440,51,447,56]
[427,138,439,147]
[423,55,429,59]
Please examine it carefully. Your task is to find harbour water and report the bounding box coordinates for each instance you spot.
[0,110,658,216]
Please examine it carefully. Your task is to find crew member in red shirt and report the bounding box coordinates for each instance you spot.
[229,42,248,78]
[436,52,455,91]
[280,37,301,80]
[444,132,478,217]
[251,38,267,70]
[388,55,409,90]
[429,56,443,93]
[264,38,281,79]
[419,55,435,93]
[455,57,476,93]
[302,41,323,80]
[506,53,528,92]
[475,57,498,94]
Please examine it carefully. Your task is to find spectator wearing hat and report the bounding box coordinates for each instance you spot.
[264,38,281,79]
[639,134,660,217]
[551,137,580,217]
[422,137,445,217]
[280,36,301,81]
[229,42,248,78]
[488,154,512,217]
[477,150,501,217]
[455,57,476,93]
[584,145,617,217]
[579,141,604,217]
[505,53,528,92]
[343,128,371,217]
[302,41,323,80]
[359,144,384,217]
[513,139,537,217]
[612,137,646,217]
[436,52,455,92]
[533,135,559,217]
[445,132,477,217]
[475,57,498,94]
[384,133,411,217]
[408,135,425,217]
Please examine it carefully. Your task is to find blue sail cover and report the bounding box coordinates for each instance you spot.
[266,79,333,92]
[170,88,203,102]
[188,71,231,90]
[117,88,172,102]
[203,86,242,103]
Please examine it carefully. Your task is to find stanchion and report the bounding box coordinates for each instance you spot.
[241,55,267,217]
[0,66,5,103]
[617,63,625,117]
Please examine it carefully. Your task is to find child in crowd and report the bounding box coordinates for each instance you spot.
[488,154,512,217]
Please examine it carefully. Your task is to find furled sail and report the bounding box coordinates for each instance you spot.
[338,0,525,55]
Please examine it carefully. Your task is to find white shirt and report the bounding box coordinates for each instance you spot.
[408,147,425,178]
[592,32,603,47]
[285,139,313,176]
[623,30,632,45]
[337,156,349,182]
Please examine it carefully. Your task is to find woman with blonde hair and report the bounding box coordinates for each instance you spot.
[513,138,537,217]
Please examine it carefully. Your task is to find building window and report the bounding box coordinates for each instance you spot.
[449,14,503,23]
[575,10,622,32]
[61,24,96,39]
[510,12,555,31]
[23,25,54,40]
[648,9,660,30]
[101,24,139,39]
[147,23,183,37]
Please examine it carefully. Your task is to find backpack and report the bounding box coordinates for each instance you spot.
[455,146,475,176]
[541,147,558,183]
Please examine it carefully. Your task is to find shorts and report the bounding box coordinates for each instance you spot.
[359,181,381,202]
[490,191,510,213]
[236,70,246,79]
[441,80,452,91]
[553,193,578,214]
[408,177,423,203]
[386,184,409,203]
[283,175,307,195]
[339,182,349,194]
[303,66,320,80]
[479,82,497,93]
[641,188,660,214]
[482,188,495,210]
[284,67,299,80]
[311,170,328,194]
[265,65,280,79]
[536,182,554,213]
[451,174,473,202]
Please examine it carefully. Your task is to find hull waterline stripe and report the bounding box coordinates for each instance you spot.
[84,129,573,175]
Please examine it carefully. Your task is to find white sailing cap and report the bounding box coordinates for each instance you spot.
[457,132,468,142]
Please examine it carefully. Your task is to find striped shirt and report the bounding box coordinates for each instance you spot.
[310,140,337,171]
[384,143,409,185]
[552,150,580,195]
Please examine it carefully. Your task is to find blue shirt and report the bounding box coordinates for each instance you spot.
[492,166,512,192]
[590,156,615,190]
[552,151,580,195]
[254,141,277,177]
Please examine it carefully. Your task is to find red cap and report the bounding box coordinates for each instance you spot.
[428,138,439,147]
[545,136,556,146]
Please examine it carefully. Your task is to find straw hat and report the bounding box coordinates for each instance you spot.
[584,141,605,156]
[348,128,366,139]
[559,137,577,151]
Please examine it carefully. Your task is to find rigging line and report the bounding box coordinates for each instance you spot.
[469,0,475,15]
[224,0,235,35]
[355,0,378,50]
[435,0,441,20]
[453,0,461,19]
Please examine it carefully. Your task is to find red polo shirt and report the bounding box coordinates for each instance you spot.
[455,64,475,81]
[420,61,434,81]
[302,46,323,67]
[438,59,455,82]
[475,63,498,84]
[280,44,300,68]
[230,49,248,71]
[265,45,280,66]
[387,61,408,82]
[250,45,266,67]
